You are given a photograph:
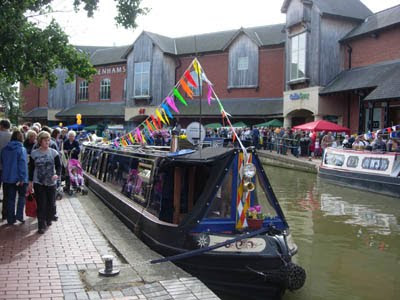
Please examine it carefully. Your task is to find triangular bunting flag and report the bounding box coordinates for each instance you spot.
[173,88,188,106]
[166,96,179,113]
[180,79,194,99]
[184,70,198,87]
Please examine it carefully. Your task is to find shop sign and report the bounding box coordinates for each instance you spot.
[289,92,310,100]
[97,66,126,75]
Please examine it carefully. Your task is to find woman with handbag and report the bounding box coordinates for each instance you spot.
[28,131,62,234]
[1,130,28,225]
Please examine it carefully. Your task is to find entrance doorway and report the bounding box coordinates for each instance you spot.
[389,106,400,126]
[288,109,314,127]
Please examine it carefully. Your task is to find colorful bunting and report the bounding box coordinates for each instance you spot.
[180,79,194,99]
[113,58,244,152]
[162,103,174,119]
[150,115,159,130]
[166,96,179,113]
[207,84,212,106]
[184,70,197,87]
[173,88,188,106]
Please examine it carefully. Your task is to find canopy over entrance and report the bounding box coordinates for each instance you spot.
[293,120,350,133]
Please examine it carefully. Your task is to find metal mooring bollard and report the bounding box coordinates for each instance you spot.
[99,254,120,277]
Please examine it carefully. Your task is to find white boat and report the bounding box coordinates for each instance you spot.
[319,147,400,198]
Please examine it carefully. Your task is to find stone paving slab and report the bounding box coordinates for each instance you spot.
[0,193,219,300]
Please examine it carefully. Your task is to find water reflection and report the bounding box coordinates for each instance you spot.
[262,165,400,300]
[320,193,399,236]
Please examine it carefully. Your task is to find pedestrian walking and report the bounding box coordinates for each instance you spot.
[1,130,28,225]
[28,131,62,234]
[0,119,12,220]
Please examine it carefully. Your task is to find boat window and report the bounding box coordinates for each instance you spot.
[206,166,233,219]
[361,158,389,171]
[81,149,90,170]
[253,172,278,219]
[90,151,101,176]
[324,153,345,167]
[156,164,211,224]
[346,156,359,168]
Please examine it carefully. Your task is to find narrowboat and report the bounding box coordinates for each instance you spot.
[319,147,400,198]
[81,142,306,299]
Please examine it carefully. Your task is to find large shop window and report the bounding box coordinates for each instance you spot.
[290,32,306,81]
[134,62,150,97]
[100,78,111,100]
[78,80,88,101]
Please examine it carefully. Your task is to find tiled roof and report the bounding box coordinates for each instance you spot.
[320,59,400,101]
[125,24,285,57]
[23,107,48,119]
[342,5,400,41]
[89,45,130,66]
[281,0,372,21]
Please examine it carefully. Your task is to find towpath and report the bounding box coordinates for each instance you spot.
[0,192,219,300]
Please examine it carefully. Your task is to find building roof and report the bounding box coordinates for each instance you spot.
[89,45,130,66]
[281,0,372,21]
[125,24,285,57]
[174,98,283,117]
[341,5,400,41]
[23,107,48,119]
[320,59,400,101]
[55,102,125,118]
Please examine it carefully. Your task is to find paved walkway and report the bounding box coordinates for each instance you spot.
[0,194,219,300]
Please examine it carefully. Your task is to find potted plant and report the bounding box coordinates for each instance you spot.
[246,205,265,230]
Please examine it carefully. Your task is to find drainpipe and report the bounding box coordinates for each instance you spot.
[346,44,352,69]
[174,57,182,87]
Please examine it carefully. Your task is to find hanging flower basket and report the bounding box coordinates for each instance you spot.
[246,218,264,230]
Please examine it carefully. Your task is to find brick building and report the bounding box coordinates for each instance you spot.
[21,0,400,133]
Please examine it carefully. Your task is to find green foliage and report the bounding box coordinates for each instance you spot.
[0,0,148,87]
[0,79,23,125]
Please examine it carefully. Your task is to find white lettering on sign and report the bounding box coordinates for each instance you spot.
[97,66,126,76]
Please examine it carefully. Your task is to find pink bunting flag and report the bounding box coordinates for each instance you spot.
[166,96,179,113]
[136,128,142,143]
[207,84,212,106]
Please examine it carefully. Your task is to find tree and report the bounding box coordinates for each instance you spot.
[0,80,23,125]
[0,0,148,87]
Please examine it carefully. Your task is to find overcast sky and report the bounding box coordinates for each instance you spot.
[38,0,400,46]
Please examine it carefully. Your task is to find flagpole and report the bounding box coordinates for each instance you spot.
[194,36,202,147]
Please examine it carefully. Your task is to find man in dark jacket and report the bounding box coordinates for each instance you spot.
[1,130,28,224]
[0,119,11,220]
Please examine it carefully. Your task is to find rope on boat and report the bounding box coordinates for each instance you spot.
[150,226,270,264]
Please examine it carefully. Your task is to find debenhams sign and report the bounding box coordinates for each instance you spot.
[97,66,126,75]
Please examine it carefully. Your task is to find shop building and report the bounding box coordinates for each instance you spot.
[21,1,400,133]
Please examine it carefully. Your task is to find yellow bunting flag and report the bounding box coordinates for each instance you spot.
[161,108,170,125]
[193,60,201,75]
[156,108,166,125]
[179,79,194,99]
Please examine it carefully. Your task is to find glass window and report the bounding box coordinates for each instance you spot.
[238,56,249,71]
[324,153,345,167]
[290,32,306,80]
[134,62,150,97]
[346,156,359,168]
[362,158,389,171]
[206,167,233,219]
[189,70,202,96]
[123,77,127,100]
[252,172,278,219]
[100,78,111,100]
[78,80,88,100]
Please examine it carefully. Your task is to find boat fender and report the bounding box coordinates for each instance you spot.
[281,262,306,291]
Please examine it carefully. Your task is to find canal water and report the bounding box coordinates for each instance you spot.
[263,165,400,300]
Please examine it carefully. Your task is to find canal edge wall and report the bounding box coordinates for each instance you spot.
[258,151,319,174]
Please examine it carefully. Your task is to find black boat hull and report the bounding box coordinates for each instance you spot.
[85,173,302,299]
[319,167,400,198]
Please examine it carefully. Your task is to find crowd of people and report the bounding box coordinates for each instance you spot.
[0,120,80,234]
[205,126,400,158]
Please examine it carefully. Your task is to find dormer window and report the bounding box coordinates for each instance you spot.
[290,32,306,81]
[238,56,249,71]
